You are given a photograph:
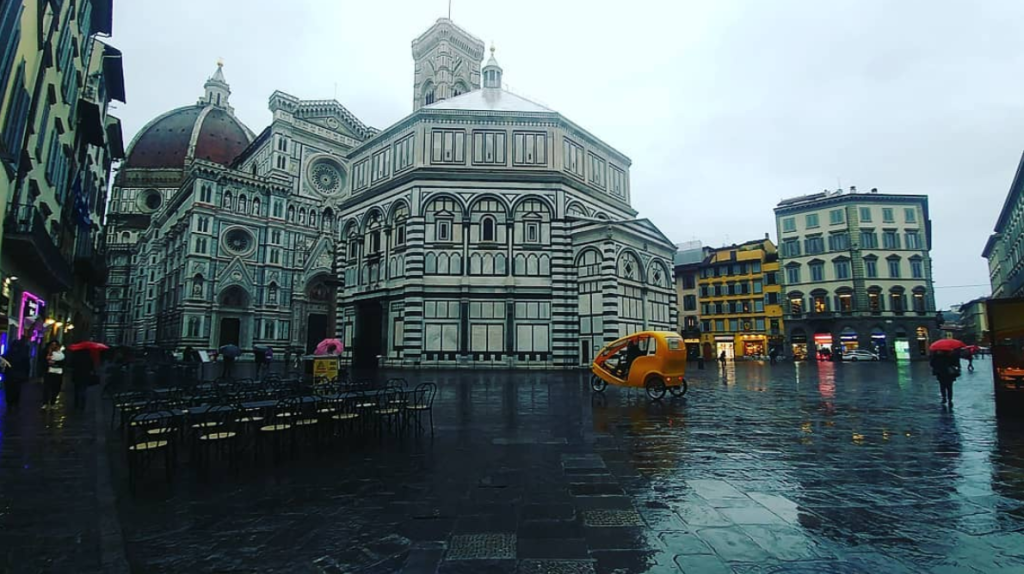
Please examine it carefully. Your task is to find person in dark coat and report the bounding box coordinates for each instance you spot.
[963,349,975,372]
[930,350,961,406]
[68,349,97,411]
[2,334,32,411]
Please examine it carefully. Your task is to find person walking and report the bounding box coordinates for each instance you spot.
[222,352,235,379]
[42,340,65,409]
[964,349,975,372]
[719,350,727,366]
[1,334,32,411]
[769,347,778,365]
[930,350,961,406]
[69,348,97,411]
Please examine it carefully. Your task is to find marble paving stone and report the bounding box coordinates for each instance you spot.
[582,509,644,527]
[445,533,516,561]
[517,559,596,574]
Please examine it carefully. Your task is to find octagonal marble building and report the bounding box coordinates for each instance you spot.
[102,19,677,369]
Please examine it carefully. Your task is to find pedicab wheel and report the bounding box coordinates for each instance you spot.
[591,374,607,393]
[669,378,688,397]
[645,376,666,400]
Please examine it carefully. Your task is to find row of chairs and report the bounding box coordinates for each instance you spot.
[122,380,438,492]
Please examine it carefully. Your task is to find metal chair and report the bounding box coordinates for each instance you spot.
[405,382,437,435]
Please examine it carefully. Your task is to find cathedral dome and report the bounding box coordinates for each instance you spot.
[123,63,253,169]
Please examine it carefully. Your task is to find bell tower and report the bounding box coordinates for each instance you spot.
[411,18,485,111]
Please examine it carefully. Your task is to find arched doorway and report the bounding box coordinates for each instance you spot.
[894,329,910,360]
[305,276,334,355]
[217,285,251,347]
[870,326,888,359]
[840,326,858,352]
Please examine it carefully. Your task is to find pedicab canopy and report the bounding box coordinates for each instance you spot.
[592,331,687,389]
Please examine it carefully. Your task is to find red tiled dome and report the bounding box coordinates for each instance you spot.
[124,105,252,169]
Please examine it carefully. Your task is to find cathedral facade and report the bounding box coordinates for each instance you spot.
[102,19,677,369]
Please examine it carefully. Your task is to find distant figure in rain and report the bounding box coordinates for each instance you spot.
[719,350,727,365]
[930,350,961,406]
[1,333,32,411]
[769,347,778,365]
[963,348,975,372]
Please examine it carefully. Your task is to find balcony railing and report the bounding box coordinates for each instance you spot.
[3,203,73,291]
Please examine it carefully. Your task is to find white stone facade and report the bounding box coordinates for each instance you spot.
[102,19,677,367]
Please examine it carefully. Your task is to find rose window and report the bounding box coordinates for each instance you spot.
[223,228,254,254]
[309,159,345,194]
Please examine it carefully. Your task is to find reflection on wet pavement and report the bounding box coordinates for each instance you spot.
[8,360,1024,573]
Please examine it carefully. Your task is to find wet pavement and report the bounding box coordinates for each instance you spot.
[4,359,1024,573]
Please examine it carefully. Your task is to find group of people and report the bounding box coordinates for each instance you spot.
[1,334,98,412]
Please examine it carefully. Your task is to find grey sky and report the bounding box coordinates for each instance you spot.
[109,0,1023,309]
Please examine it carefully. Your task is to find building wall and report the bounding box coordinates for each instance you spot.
[775,191,938,360]
[2,0,121,351]
[696,238,783,360]
[983,151,1024,299]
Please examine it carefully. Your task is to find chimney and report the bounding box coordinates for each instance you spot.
[850,185,857,193]
[764,232,769,240]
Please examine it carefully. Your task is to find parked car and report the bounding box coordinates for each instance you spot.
[842,349,880,362]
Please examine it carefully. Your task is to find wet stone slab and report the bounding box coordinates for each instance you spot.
[582,508,645,527]
[445,533,516,560]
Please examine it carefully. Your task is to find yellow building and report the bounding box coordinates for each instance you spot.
[1,0,122,349]
[697,236,784,360]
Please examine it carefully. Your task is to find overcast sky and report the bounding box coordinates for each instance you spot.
[109,0,1023,309]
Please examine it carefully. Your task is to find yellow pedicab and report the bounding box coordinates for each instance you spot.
[590,331,688,400]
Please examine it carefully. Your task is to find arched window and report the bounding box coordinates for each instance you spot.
[481,216,495,242]
[364,210,383,254]
[238,194,247,213]
[120,231,130,243]
[423,81,435,106]
[222,190,232,208]
[251,197,261,216]
[392,203,409,246]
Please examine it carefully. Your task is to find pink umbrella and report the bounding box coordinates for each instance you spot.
[315,338,344,356]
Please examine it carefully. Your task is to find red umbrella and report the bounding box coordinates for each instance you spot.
[68,341,110,364]
[930,339,966,353]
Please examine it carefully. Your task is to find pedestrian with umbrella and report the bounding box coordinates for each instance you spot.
[67,340,107,411]
[219,344,241,379]
[930,339,965,407]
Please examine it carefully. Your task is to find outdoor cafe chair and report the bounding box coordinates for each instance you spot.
[195,405,243,477]
[125,407,177,493]
[329,395,363,444]
[371,387,404,438]
[256,395,299,464]
[404,382,437,435]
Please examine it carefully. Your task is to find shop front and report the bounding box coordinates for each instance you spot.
[791,329,808,360]
[715,336,734,359]
[871,327,888,359]
[814,332,834,360]
[839,327,858,352]
[915,326,930,358]
[740,334,767,358]
[684,338,701,360]
[894,330,910,360]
